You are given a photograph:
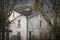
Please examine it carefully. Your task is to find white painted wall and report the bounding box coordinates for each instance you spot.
[28,13,49,38]
[9,11,27,40]
[9,11,50,40]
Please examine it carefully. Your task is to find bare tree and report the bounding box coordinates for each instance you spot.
[35,0,60,40]
[0,0,19,40]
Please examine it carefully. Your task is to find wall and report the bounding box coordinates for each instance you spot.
[28,13,49,40]
[9,11,27,40]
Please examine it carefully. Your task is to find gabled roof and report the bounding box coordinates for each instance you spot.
[14,6,34,16]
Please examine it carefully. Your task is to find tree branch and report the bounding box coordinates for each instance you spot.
[5,14,22,27]
[35,0,52,26]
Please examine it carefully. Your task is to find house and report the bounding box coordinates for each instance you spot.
[9,6,50,40]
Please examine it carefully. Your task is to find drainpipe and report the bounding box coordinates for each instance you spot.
[26,16,29,40]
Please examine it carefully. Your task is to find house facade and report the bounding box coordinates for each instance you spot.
[9,10,50,40]
[9,11,27,40]
[28,12,50,40]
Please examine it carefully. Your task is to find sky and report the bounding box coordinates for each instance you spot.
[15,0,34,8]
[14,0,53,17]
[9,0,60,17]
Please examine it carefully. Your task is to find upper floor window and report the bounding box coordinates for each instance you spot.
[40,20,42,28]
[17,20,20,28]
[40,14,42,18]
[12,12,15,18]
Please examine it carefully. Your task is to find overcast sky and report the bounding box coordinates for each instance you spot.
[9,0,60,17]
[15,0,34,8]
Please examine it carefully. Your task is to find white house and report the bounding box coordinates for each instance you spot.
[9,10,50,40]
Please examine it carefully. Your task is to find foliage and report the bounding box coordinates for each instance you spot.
[35,0,60,40]
[0,0,17,40]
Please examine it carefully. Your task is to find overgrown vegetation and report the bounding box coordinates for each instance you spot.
[0,0,17,40]
[35,0,60,40]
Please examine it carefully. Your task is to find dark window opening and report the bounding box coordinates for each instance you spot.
[40,20,42,28]
[18,20,20,28]
[29,31,32,40]
[17,32,21,40]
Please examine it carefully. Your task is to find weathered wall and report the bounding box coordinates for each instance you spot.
[9,11,27,40]
[28,13,49,40]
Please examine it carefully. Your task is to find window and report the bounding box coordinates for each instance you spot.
[29,31,32,40]
[40,14,42,18]
[17,32,21,40]
[18,20,20,28]
[12,13,15,18]
[40,20,42,28]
